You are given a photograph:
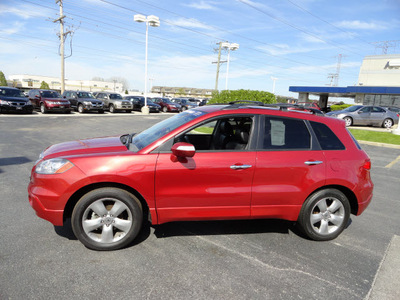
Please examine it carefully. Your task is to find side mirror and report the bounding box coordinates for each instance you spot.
[171,142,195,162]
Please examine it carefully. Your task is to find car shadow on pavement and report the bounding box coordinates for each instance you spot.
[153,219,299,239]
[0,156,32,173]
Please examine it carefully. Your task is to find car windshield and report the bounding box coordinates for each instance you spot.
[130,110,207,152]
[77,92,95,99]
[342,105,363,112]
[41,91,61,98]
[109,94,123,100]
[0,88,24,97]
[163,98,173,104]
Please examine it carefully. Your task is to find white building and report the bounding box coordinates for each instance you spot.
[7,74,124,93]
[358,54,400,87]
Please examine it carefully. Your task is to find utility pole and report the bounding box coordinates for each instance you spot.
[54,0,67,94]
[212,42,226,91]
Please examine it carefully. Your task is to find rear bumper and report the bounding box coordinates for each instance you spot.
[356,192,373,216]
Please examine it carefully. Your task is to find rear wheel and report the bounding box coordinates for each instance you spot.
[297,189,350,241]
[40,103,47,114]
[382,118,393,128]
[78,104,84,113]
[343,116,352,127]
[71,188,143,251]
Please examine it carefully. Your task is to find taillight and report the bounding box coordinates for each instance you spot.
[363,159,371,170]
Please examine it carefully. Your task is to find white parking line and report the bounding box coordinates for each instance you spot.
[385,155,400,168]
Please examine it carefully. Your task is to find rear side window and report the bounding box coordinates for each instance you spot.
[262,117,310,150]
[310,121,345,150]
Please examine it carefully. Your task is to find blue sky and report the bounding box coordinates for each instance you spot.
[0,0,399,98]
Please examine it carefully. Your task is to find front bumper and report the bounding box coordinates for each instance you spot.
[1,103,33,113]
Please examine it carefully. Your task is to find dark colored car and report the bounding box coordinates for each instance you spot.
[0,86,33,114]
[94,92,132,113]
[29,101,373,251]
[62,91,104,113]
[152,97,180,112]
[28,89,71,114]
[326,105,399,128]
[125,96,161,113]
[172,98,198,111]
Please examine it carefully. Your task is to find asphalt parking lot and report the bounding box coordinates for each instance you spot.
[1,112,399,299]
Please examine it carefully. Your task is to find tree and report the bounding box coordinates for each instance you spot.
[0,71,7,86]
[125,89,128,94]
[40,81,50,89]
[208,89,276,105]
[108,76,129,91]
[177,88,185,96]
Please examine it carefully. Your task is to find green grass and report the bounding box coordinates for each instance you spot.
[349,129,400,145]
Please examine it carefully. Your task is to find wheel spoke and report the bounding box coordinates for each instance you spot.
[318,219,329,235]
[316,199,328,212]
[82,218,102,232]
[100,225,114,243]
[330,214,344,226]
[89,200,108,216]
[311,213,323,225]
[113,218,132,232]
[109,201,126,217]
[328,199,342,213]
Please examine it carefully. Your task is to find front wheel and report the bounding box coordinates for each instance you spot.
[343,116,352,127]
[109,104,115,113]
[71,188,143,251]
[382,118,393,128]
[78,104,84,113]
[297,189,350,241]
[40,103,47,114]
[162,106,168,113]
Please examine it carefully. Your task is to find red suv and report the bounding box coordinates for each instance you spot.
[28,102,373,250]
[29,89,71,113]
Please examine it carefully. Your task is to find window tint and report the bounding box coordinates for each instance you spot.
[310,121,345,150]
[262,117,310,150]
[372,107,385,113]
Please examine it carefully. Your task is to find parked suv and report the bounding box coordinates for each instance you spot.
[94,92,132,113]
[28,101,373,250]
[28,89,71,114]
[172,98,197,111]
[124,96,161,113]
[62,90,104,113]
[152,97,181,112]
[0,86,33,114]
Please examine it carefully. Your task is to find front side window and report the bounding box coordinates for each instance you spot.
[262,117,310,150]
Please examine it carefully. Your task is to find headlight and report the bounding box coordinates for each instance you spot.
[83,101,92,105]
[35,158,74,174]
[0,100,10,105]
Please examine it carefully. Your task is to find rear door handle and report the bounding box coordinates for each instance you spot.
[230,164,252,170]
[304,161,323,165]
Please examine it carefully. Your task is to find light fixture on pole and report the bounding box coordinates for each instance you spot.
[134,14,160,114]
[221,42,239,90]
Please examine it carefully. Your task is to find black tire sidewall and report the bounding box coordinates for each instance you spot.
[298,189,350,241]
[71,188,143,251]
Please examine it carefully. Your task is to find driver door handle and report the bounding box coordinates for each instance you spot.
[230,164,252,170]
[304,161,323,165]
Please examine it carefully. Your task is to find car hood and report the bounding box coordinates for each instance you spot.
[42,98,67,102]
[79,97,102,102]
[0,96,29,102]
[42,136,127,159]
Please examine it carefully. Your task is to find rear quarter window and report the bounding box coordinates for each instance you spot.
[310,121,345,150]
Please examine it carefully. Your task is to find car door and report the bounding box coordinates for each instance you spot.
[251,116,326,221]
[155,115,256,224]
[370,106,386,126]
[354,106,372,125]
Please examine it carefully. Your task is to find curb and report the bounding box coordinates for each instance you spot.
[358,140,400,149]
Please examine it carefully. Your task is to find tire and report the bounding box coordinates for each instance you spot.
[297,189,350,241]
[71,188,143,251]
[162,106,168,113]
[343,116,352,127]
[181,106,187,111]
[382,118,393,128]
[78,104,84,113]
[40,103,47,114]
[109,104,115,113]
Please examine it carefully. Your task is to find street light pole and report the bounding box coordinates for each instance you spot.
[134,14,160,114]
[221,42,239,91]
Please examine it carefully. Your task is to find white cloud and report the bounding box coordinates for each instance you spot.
[184,1,218,10]
[335,20,387,30]
[165,18,214,30]
[0,3,49,19]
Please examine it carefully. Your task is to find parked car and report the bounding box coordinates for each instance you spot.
[94,92,132,113]
[172,98,198,111]
[152,97,181,112]
[28,89,71,114]
[62,90,104,113]
[0,86,33,114]
[326,105,399,128]
[124,96,161,113]
[297,101,331,113]
[29,101,373,250]
[272,103,325,116]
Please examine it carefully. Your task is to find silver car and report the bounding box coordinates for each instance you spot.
[327,105,399,128]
